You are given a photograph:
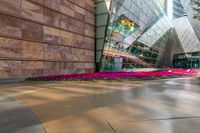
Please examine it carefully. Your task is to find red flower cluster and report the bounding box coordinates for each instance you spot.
[27,68,198,81]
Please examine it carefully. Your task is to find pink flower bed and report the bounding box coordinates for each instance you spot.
[26,68,198,81]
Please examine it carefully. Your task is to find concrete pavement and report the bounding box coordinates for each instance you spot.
[0,94,46,133]
[0,77,200,133]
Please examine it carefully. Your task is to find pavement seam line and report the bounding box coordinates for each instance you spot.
[109,116,200,123]
[107,121,117,133]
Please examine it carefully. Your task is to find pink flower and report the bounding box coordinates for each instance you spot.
[27,68,198,81]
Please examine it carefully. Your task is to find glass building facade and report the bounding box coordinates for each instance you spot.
[173,0,186,19]
[95,0,200,71]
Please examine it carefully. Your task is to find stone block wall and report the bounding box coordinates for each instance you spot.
[0,0,95,79]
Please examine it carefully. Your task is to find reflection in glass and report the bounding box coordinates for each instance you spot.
[99,0,200,71]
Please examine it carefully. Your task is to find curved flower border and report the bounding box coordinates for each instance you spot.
[26,69,198,81]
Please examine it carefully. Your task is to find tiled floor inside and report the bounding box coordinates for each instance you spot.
[0,77,200,133]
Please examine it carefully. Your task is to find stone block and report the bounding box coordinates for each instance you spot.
[85,37,94,49]
[68,0,85,8]
[43,61,64,75]
[60,30,74,46]
[60,15,85,34]
[0,13,22,37]
[44,44,62,60]
[43,26,61,44]
[0,60,22,79]
[85,0,94,12]
[85,50,94,57]
[85,11,94,25]
[29,0,44,4]
[60,62,78,74]
[0,37,21,49]
[71,34,85,48]
[0,37,21,58]
[85,63,94,69]
[74,5,85,20]
[59,46,71,61]
[21,69,44,77]
[22,0,44,23]
[64,62,75,69]
[21,61,44,77]
[85,24,94,37]
[22,20,43,41]
[21,41,44,59]
[60,0,74,17]
[44,0,60,12]
[61,31,85,48]
[44,8,60,28]
[21,61,44,69]
[0,0,21,16]
[74,12,85,21]
[74,5,85,15]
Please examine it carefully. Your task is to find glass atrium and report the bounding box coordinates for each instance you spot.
[96,0,200,71]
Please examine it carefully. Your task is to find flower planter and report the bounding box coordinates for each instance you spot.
[26,69,198,81]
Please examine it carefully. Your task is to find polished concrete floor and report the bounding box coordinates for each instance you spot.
[0,77,200,133]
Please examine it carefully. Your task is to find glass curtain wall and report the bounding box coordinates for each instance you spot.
[100,0,200,71]
[100,0,172,71]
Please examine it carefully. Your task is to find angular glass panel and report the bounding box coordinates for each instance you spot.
[96,0,200,70]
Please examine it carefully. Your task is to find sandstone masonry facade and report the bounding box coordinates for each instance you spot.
[0,0,95,79]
